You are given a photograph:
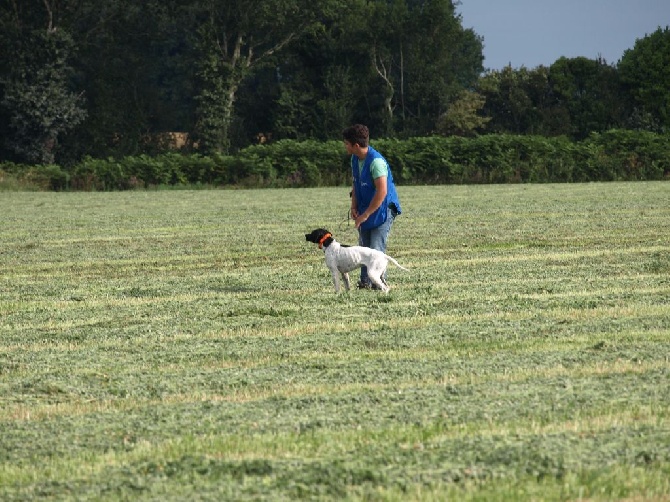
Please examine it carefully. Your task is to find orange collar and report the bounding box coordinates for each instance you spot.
[318,233,332,249]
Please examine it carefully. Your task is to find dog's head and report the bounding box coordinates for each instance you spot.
[305,228,333,249]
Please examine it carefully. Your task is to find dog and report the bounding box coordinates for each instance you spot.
[305,228,408,293]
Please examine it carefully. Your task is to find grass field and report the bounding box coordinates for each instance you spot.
[1,182,669,501]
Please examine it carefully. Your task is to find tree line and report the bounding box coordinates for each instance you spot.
[1,0,668,167]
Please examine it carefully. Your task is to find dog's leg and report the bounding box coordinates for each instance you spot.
[368,271,390,293]
[366,261,390,293]
[342,272,351,291]
[331,269,341,293]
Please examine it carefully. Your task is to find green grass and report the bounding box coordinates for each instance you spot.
[1,182,669,501]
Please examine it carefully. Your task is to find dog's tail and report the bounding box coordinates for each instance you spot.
[385,255,409,271]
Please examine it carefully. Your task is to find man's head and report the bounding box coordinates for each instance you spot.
[342,124,369,148]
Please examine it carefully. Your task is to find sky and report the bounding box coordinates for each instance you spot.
[456,0,670,70]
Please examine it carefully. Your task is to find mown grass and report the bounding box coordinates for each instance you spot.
[1,182,669,501]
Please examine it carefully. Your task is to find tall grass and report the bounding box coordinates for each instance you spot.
[1,183,669,500]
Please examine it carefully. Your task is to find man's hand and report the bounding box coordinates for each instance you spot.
[354,213,369,229]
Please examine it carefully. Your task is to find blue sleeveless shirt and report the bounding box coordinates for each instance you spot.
[352,146,402,230]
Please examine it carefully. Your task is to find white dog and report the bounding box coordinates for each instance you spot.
[305,228,408,293]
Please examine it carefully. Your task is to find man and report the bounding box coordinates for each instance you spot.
[343,124,402,289]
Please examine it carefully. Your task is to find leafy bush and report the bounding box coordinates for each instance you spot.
[3,131,669,191]
[70,156,126,190]
[584,129,670,180]
[0,162,69,190]
[233,140,348,187]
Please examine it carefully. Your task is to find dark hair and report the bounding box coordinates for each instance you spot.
[342,124,369,147]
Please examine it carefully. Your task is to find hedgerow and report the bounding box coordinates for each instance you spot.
[1,130,668,190]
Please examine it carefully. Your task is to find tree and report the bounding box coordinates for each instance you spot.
[0,0,488,162]
[399,0,483,135]
[436,90,490,136]
[0,1,86,164]
[192,0,327,153]
[255,0,484,142]
[477,58,627,139]
[68,0,197,159]
[548,56,626,139]
[334,0,483,137]
[477,66,550,135]
[365,0,409,135]
[619,26,670,132]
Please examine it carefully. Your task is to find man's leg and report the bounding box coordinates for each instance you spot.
[358,227,372,286]
[358,212,395,286]
[369,213,394,283]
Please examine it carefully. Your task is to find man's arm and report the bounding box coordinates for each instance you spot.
[350,183,359,219]
[355,176,387,229]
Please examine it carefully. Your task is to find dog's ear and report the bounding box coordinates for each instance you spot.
[305,228,333,244]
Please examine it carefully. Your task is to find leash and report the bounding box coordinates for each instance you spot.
[338,190,356,232]
[337,208,355,232]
